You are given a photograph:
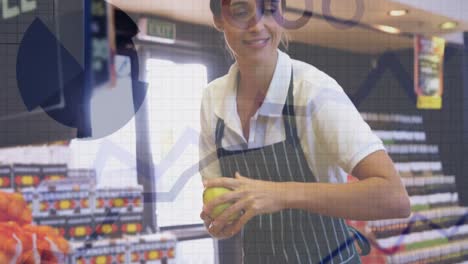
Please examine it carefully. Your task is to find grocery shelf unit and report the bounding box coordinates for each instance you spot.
[361,112,468,264]
[0,1,210,262]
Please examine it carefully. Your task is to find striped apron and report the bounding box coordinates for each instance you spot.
[215,71,362,264]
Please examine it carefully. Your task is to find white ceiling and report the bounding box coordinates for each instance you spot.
[391,0,468,44]
[391,0,468,22]
[108,0,468,54]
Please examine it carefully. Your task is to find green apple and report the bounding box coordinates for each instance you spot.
[203,187,240,221]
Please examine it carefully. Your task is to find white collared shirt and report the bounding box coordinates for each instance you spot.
[199,50,384,183]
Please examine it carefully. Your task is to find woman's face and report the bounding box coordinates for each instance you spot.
[215,0,284,64]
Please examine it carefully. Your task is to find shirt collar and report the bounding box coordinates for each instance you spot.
[258,50,292,117]
[213,49,292,124]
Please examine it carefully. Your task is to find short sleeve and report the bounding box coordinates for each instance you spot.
[312,87,385,174]
[199,88,222,180]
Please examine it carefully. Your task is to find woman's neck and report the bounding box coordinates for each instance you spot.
[236,51,278,98]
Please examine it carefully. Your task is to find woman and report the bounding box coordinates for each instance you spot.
[199,0,411,263]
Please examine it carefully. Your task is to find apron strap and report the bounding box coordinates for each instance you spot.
[215,118,225,151]
[282,68,300,145]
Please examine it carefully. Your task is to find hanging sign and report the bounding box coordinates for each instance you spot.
[414,35,445,109]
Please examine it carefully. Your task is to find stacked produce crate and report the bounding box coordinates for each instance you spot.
[0,145,177,263]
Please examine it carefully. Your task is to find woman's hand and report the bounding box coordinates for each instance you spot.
[201,172,287,238]
[200,210,238,240]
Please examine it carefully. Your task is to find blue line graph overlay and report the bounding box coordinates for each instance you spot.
[92,127,468,262]
[370,211,468,255]
[93,127,211,202]
[319,213,468,263]
[89,48,464,261]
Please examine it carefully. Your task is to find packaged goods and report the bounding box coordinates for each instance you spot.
[94,213,121,239]
[12,164,42,190]
[128,233,177,264]
[0,165,13,191]
[95,186,143,214]
[36,177,93,217]
[66,215,94,241]
[119,212,143,236]
[41,164,68,181]
[71,239,127,264]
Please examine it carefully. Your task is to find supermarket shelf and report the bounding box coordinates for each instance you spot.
[358,112,468,264]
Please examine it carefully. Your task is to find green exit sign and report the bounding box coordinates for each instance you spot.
[138,17,176,44]
[147,18,175,39]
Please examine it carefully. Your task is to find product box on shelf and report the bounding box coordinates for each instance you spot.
[12,163,42,190]
[41,164,68,181]
[67,214,95,241]
[94,212,121,239]
[70,239,128,264]
[36,177,93,217]
[35,214,95,241]
[0,165,12,190]
[403,176,457,196]
[128,233,177,264]
[95,186,143,214]
[120,212,144,236]
[94,211,144,239]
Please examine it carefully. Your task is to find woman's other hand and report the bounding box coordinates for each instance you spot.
[201,172,287,238]
[200,210,238,239]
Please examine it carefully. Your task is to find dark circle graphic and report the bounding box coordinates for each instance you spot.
[16,3,148,139]
[273,0,313,30]
[221,0,313,30]
[322,0,364,30]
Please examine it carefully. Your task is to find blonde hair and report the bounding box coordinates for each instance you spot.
[280,32,290,50]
